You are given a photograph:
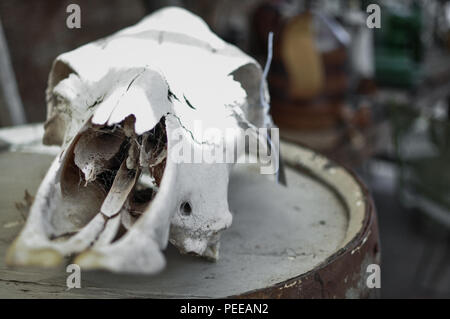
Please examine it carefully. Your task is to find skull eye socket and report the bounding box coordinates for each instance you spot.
[180,201,192,216]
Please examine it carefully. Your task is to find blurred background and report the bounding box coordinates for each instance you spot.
[0,0,449,298]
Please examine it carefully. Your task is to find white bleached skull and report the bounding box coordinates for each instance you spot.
[7,7,275,273]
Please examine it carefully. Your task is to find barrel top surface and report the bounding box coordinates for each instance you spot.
[0,124,371,298]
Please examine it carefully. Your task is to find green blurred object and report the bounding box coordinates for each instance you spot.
[390,103,450,225]
[374,1,424,87]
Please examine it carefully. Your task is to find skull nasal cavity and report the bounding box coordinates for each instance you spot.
[180,202,192,216]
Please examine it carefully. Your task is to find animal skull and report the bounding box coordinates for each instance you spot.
[7,7,275,273]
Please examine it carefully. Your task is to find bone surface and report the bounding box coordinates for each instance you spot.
[7,7,274,274]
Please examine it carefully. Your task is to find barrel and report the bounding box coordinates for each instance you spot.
[0,124,380,298]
